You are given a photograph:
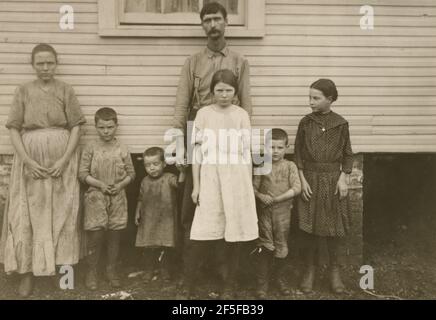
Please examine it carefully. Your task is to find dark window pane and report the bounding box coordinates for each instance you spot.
[203,0,238,14]
[163,0,200,13]
[125,0,161,13]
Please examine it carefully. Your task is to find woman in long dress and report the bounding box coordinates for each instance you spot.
[0,44,86,297]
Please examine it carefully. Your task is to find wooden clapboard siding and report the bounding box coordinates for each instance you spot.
[0,0,436,154]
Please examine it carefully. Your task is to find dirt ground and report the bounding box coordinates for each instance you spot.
[1,232,436,301]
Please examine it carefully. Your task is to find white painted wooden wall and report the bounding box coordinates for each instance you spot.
[0,0,435,153]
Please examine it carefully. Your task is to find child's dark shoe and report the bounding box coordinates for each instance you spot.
[300,266,315,294]
[160,267,171,282]
[255,247,273,300]
[107,265,121,288]
[18,273,34,298]
[273,257,290,296]
[330,266,345,294]
[85,269,98,291]
[276,279,291,296]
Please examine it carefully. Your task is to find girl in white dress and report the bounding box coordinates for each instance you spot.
[185,69,258,299]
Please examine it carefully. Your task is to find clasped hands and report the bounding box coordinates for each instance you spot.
[25,157,67,179]
[257,193,277,208]
[98,181,124,196]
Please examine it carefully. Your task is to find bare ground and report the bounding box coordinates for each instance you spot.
[1,238,435,301]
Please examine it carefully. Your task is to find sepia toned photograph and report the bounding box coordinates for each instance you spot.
[0,0,435,304]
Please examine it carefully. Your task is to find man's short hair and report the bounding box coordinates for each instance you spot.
[270,128,289,145]
[95,107,118,124]
[143,147,165,162]
[200,2,227,21]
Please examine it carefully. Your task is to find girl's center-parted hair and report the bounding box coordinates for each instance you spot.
[310,78,339,102]
[31,43,58,64]
[95,107,118,125]
[143,147,165,162]
[210,69,238,95]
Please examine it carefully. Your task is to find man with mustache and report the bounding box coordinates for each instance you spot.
[172,1,252,292]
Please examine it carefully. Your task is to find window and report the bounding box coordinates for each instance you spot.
[121,0,245,25]
[98,0,265,37]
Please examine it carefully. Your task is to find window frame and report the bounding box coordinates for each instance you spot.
[98,0,265,37]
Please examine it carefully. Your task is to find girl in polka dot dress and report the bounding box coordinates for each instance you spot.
[294,79,353,294]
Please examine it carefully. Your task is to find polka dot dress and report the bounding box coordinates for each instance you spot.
[294,111,353,237]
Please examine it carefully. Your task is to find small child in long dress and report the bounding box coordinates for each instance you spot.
[253,128,301,299]
[135,147,185,281]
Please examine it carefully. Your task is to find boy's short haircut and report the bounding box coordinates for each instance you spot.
[271,128,289,145]
[95,107,118,124]
[143,147,165,162]
[200,2,227,21]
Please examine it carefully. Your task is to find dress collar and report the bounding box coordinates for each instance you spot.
[34,78,57,94]
[307,111,347,131]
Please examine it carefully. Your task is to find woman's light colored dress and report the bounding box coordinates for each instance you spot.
[0,79,85,276]
[190,104,258,242]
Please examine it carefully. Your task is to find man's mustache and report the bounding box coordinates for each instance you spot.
[208,29,221,35]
